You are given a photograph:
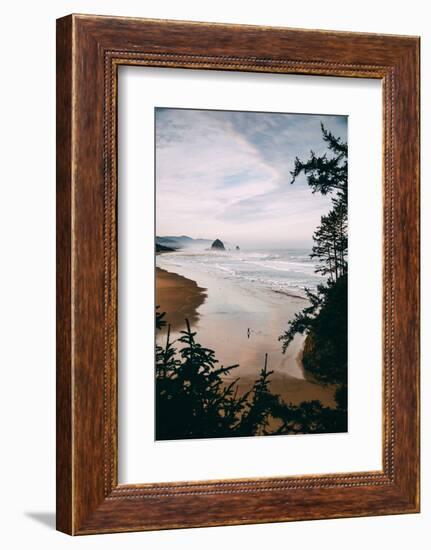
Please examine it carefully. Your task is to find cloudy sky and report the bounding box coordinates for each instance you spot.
[155,108,347,248]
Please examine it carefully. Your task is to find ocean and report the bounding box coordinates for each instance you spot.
[156,247,322,298]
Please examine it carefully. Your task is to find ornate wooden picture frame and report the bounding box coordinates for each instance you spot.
[56,14,420,535]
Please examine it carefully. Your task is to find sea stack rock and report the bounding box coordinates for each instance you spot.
[211,238,225,250]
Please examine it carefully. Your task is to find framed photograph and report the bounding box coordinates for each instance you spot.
[56,14,420,534]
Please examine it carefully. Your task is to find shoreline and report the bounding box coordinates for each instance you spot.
[272,288,308,300]
[156,263,337,408]
[156,267,207,330]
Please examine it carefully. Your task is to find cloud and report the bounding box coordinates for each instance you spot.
[155,108,347,247]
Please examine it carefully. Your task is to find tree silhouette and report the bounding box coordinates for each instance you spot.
[235,354,278,436]
[156,318,264,440]
[291,123,347,198]
[311,202,347,282]
[280,123,348,419]
[154,124,349,440]
[291,123,348,283]
[155,310,347,440]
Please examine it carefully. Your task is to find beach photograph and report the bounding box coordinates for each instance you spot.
[155,107,348,441]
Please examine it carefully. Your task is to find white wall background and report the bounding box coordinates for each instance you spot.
[0,1,427,548]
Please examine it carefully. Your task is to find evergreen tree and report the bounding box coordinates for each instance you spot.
[280,123,348,417]
[154,124,349,440]
[311,202,347,282]
[155,310,348,439]
[155,318,281,440]
[291,123,347,200]
[236,354,278,436]
[291,123,348,283]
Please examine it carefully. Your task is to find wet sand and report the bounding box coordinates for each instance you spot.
[235,373,336,408]
[156,264,336,408]
[156,267,206,330]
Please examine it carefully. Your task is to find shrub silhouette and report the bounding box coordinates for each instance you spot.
[155,125,349,440]
[155,308,347,440]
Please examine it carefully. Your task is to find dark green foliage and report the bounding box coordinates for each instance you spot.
[156,319,249,440]
[280,275,347,386]
[156,306,166,329]
[154,123,349,440]
[281,123,348,415]
[291,123,347,199]
[311,202,347,282]
[235,354,278,437]
[292,124,348,284]
[271,399,347,435]
[155,314,347,440]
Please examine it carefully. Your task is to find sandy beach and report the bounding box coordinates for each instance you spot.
[156,267,206,330]
[156,261,337,408]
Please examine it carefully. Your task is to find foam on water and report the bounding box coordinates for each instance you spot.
[157,247,323,296]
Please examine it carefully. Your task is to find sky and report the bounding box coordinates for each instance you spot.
[155,107,347,248]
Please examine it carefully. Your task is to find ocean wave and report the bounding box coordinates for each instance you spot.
[157,248,323,295]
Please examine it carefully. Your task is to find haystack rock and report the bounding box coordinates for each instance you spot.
[211,238,225,250]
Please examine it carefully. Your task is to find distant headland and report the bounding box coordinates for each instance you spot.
[156,235,243,252]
